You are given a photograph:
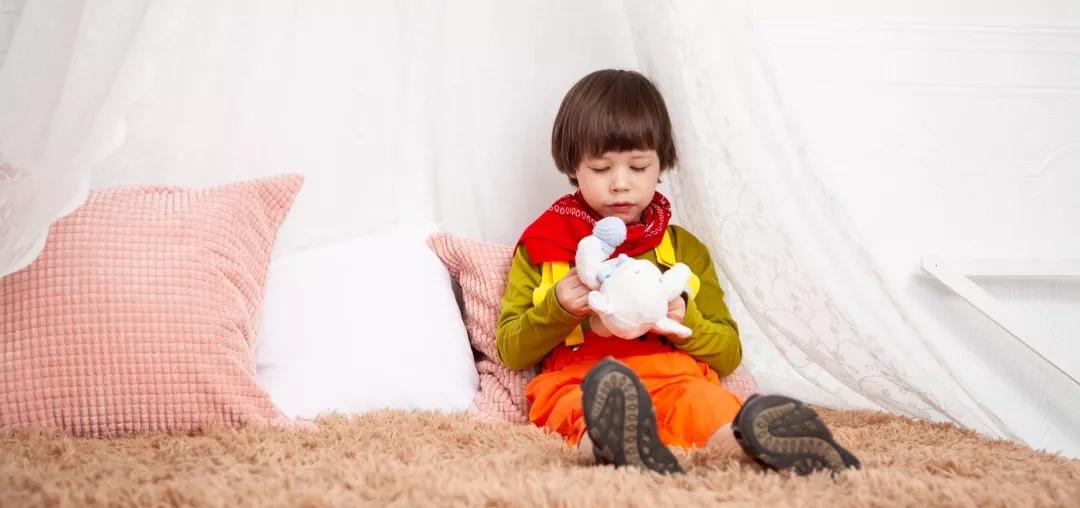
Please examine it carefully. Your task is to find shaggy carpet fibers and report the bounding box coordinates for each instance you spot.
[1,408,1078,507]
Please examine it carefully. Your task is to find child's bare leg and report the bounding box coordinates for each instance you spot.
[578,433,595,462]
[705,424,743,456]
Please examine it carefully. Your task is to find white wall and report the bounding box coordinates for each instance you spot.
[750,0,1080,455]
[0,0,23,71]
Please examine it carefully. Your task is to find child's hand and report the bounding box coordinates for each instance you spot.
[667,296,686,324]
[555,268,592,317]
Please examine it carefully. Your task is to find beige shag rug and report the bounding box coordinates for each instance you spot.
[2,408,1078,507]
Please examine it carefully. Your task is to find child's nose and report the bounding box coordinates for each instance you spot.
[611,168,631,191]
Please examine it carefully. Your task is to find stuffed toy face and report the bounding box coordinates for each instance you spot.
[586,259,692,339]
[575,217,693,340]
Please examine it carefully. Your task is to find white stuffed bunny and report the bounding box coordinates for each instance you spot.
[575,217,693,340]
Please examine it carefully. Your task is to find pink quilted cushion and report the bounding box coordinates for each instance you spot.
[426,233,535,423]
[426,232,758,423]
[0,174,303,436]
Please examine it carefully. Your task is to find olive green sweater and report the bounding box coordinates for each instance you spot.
[496,225,741,375]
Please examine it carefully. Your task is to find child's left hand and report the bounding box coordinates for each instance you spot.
[666,296,686,324]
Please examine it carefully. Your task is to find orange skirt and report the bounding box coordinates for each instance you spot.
[526,334,743,448]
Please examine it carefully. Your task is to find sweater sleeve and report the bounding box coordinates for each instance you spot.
[669,226,743,376]
[496,246,584,370]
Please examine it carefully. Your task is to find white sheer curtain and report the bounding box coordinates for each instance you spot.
[0,0,639,276]
[0,0,1024,441]
[622,0,1015,439]
[0,0,102,277]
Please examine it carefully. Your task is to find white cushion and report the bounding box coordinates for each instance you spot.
[256,224,478,419]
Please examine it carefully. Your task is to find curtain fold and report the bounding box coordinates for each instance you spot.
[0,0,639,276]
[622,0,1013,439]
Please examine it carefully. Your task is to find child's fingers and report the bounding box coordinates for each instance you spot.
[568,302,590,316]
[562,278,588,295]
[565,271,585,287]
[568,294,590,313]
[558,269,583,286]
[555,268,594,315]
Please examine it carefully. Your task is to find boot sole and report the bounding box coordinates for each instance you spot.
[732,394,861,475]
[581,358,684,475]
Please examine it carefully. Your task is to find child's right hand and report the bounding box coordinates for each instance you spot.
[555,268,592,317]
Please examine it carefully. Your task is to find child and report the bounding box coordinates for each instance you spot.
[497,69,860,475]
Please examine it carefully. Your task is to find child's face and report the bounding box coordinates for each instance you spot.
[574,150,661,223]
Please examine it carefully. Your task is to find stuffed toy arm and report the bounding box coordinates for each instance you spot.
[577,241,629,290]
[651,263,694,339]
[575,236,608,290]
[651,317,692,339]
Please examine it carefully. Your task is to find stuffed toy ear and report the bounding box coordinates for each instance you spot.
[660,263,693,301]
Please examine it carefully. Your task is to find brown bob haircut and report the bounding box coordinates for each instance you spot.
[551,69,678,184]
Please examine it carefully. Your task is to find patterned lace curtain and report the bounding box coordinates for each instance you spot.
[623,0,1013,439]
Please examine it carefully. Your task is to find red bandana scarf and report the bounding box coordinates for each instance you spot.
[518,191,672,264]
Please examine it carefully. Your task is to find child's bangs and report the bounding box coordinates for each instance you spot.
[580,102,663,161]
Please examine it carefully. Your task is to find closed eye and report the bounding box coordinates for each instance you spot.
[630,166,649,172]
[589,167,610,173]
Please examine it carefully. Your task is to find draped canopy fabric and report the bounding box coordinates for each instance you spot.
[3,0,1073,454]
